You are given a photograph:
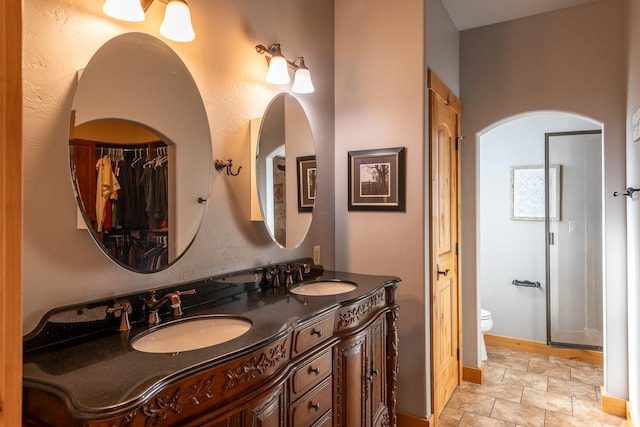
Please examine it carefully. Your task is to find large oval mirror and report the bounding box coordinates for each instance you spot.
[70,33,212,273]
[256,94,315,249]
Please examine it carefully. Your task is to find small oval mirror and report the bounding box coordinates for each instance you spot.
[70,33,212,273]
[256,94,315,249]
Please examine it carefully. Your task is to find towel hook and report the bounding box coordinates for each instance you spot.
[215,159,242,176]
[613,187,640,197]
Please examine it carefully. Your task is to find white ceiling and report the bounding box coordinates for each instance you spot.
[440,0,598,30]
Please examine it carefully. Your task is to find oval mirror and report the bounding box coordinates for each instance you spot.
[69,33,212,273]
[256,94,315,249]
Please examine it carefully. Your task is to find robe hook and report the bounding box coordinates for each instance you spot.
[215,159,242,176]
[613,187,640,197]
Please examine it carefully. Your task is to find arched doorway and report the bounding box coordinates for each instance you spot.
[476,111,603,356]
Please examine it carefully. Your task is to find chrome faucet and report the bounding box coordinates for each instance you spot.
[145,289,196,326]
[284,263,311,290]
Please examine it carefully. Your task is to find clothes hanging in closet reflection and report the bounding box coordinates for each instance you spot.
[95,155,120,232]
[95,147,169,232]
[94,145,170,271]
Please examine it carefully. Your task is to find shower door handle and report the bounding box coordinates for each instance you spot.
[436,264,449,278]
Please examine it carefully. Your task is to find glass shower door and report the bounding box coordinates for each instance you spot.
[545,130,603,350]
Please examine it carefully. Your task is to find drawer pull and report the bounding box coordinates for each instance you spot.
[310,402,321,411]
[309,366,320,375]
[311,329,323,337]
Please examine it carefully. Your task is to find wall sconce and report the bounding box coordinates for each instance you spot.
[102,0,195,42]
[255,43,315,94]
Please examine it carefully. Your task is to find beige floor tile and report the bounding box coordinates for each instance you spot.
[487,353,530,373]
[438,345,617,427]
[548,356,597,370]
[508,350,548,361]
[527,359,571,379]
[547,376,598,401]
[572,397,628,426]
[484,365,507,383]
[491,398,545,427]
[439,406,464,427]
[503,370,549,391]
[446,388,496,416]
[545,410,591,427]
[475,382,524,403]
[459,412,515,427]
[521,387,573,413]
[570,366,604,386]
[458,381,478,392]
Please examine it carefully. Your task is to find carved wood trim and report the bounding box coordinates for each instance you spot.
[88,411,136,427]
[386,305,399,427]
[141,375,216,426]
[337,290,385,330]
[222,340,288,394]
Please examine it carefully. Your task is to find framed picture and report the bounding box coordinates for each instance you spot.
[297,156,316,212]
[510,165,561,221]
[348,147,406,211]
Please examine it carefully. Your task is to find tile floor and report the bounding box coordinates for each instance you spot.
[439,345,630,427]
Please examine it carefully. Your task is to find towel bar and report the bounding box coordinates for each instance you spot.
[512,279,541,288]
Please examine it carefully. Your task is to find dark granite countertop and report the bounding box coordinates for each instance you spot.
[23,268,400,420]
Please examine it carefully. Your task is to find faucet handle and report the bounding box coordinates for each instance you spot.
[176,289,196,296]
[270,266,281,288]
[107,302,131,331]
[297,263,311,281]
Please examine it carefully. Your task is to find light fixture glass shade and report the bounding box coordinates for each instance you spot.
[266,55,291,85]
[103,0,145,22]
[160,0,195,42]
[291,67,315,94]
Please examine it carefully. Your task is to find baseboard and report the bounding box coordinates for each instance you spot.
[484,334,603,365]
[397,410,432,427]
[600,386,628,418]
[462,363,484,384]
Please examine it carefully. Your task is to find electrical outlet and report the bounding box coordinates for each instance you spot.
[313,246,321,265]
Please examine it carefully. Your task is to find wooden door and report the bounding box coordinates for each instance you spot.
[1,0,23,425]
[246,386,286,427]
[428,70,461,421]
[334,331,367,427]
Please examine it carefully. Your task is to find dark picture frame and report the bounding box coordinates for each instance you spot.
[297,155,316,212]
[348,147,406,211]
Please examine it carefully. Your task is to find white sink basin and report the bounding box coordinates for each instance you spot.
[290,280,357,296]
[131,316,252,353]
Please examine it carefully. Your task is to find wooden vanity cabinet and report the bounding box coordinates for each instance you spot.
[334,314,388,427]
[23,282,399,427]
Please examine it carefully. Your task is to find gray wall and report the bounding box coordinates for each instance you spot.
[625,0,640,421]
[22,0,335,333]
[461,0,627,397]
[335,0,459,420]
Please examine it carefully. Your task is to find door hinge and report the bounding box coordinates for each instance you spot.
[456,348,460,361]
[455,242,459,256]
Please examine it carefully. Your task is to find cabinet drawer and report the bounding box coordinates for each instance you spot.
[291,349,332,399]
[293,315,334,355]
[289,377,332,427]
[310,410,332,427]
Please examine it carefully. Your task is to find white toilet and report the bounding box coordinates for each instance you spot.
[480,309,494,361]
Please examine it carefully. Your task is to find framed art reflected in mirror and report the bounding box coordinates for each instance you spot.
[297,155,316,212]
[348,147,406,211]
